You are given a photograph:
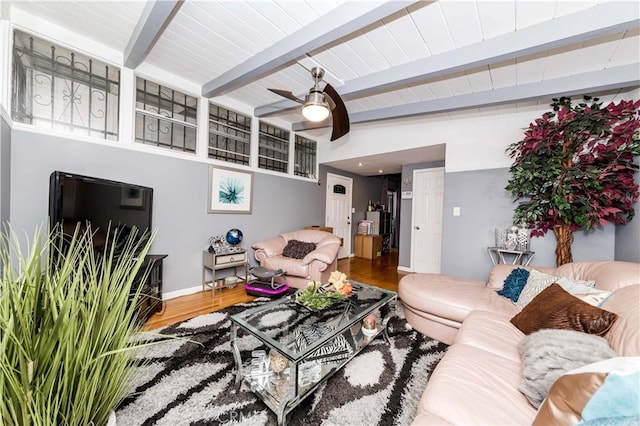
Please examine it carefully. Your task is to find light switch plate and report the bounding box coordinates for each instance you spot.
[453,207,461,216]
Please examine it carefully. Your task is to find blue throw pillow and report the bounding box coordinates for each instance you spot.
[497,268,530,302]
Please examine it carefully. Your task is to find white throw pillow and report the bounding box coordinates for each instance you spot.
[516,269,597,308]
[558,278,597,294]
[574,290,612,307]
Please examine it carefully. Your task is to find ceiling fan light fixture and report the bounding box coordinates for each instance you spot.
[302,90,330,122]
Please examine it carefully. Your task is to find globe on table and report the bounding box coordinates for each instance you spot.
[225,228,243,246]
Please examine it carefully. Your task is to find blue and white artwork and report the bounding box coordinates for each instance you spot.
[218,177,245,205]
[209,166,253,214]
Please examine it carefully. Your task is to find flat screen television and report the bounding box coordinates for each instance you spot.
[49,171,153,252]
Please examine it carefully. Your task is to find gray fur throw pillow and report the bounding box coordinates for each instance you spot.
[518,329,617,408]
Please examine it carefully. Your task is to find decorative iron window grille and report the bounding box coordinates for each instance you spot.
[294,135,317,178]
[258,121,289,173]
[208,104,251,165]
[135,77,197,153]
[11,30,120,140]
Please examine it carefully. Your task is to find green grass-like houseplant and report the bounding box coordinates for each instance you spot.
[0,225,156,425]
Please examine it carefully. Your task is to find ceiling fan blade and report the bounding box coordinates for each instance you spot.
[268,88,304,104]
[323,84,349,141]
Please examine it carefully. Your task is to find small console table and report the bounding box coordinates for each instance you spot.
[202,249,248,295]
[487,247,535,266]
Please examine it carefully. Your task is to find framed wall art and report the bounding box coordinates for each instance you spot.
[208,165,253,214]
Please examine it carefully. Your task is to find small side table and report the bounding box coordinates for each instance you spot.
[202,249,248,295]
[487,247,535,266]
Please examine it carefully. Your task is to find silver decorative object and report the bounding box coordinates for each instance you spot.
[506,228,518,250]
[495,228,508,248]
[247,350,270,391]
[516,225,530,251]
[299,361,322,387]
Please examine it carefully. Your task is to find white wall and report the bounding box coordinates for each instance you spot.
[319,107,546,172]
[319,87,640,173]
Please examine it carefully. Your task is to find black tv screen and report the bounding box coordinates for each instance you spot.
[49,171,153,251]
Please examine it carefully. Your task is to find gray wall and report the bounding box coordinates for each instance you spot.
[0,115,10,224]
[615,157,640,262]
[398,160,446,268]
[319,164,382,253]
[440,168,616,281]
[10,130,325,293]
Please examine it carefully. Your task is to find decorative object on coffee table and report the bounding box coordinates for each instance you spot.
[295,271,353,310]
[269,349,289,383]
[362,314,378,336]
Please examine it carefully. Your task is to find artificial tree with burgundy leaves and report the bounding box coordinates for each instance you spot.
[506,96,640,266]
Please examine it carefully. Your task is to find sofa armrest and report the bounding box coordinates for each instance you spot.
[252,236,285,258]
[301,242,340,266]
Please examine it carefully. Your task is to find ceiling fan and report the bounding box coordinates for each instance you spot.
[268,67,350,141]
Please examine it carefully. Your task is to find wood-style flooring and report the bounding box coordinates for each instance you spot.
[144,250,404,330]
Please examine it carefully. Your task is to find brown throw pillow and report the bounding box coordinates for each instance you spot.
[282,240,316,259]
[510,284,618,336]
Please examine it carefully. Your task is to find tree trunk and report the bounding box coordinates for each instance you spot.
[553,224,574,266]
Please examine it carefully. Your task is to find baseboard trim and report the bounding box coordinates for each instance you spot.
[163,285,203,300]
[397,266,413,273]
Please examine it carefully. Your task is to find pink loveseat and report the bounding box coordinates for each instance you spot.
[399,261,640,425]
[252,229,341,288]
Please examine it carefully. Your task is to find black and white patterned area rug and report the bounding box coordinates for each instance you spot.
[116,298,447,426]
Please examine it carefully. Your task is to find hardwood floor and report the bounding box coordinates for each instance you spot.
[144,249,404,330]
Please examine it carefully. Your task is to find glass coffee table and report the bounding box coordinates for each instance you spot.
[230,282,397,425]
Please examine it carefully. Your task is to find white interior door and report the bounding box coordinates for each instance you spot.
[410,168,444,273]
[325,173,353,259]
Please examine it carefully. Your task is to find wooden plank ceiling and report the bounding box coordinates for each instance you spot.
[6,0,640,173]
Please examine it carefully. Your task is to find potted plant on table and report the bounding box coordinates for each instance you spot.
[506,96,640,265]
[0,225,155,425]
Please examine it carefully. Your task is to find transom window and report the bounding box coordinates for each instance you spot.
[258,122,289,173]
[208,104,251,165]
[135,77,197,153]
[294,135,317,178]
[11,30,120,140]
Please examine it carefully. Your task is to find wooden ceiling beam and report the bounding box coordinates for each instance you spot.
[258,2,639,118]
[292,64,640,130]
[124,0,183,68]
[201,1,415,97]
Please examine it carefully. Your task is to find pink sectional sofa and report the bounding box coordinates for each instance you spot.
[398,261,640,425]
